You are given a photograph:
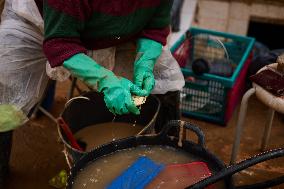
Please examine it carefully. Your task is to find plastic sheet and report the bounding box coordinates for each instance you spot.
[0,0,48,130]
[152,45,185,94]
[46,63,70,82]
[107,156,165,189]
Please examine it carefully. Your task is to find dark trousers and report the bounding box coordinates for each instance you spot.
[0,131,13,186]
[171,0,184,32]
[154,91,181,135]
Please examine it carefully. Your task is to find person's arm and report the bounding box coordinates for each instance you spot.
[140,0,172,46]
[43,0,90,67]
[43,1,146,115]
[63,53,146,115]
[133,0,172,95]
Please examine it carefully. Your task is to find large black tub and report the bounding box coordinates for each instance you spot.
[67,120,284,189]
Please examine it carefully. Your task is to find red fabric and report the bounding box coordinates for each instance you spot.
[141,26,170,46]
[43,38,87,67]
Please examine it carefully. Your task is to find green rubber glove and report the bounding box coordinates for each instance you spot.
[63,53,146,115]
[134,38,163,95]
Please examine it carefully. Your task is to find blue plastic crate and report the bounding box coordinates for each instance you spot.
[171,27,255,125]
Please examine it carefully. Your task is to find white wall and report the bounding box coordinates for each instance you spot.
[194,0,284,35]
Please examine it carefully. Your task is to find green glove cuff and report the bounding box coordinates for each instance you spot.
[0,105,27,132]
[63,53,119,92]
[136,38,163,58]
[135,38,162,71]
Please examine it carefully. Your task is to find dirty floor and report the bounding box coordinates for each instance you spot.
[3,80,284,189]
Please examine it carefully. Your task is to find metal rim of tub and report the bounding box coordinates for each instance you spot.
[57,91,161,163]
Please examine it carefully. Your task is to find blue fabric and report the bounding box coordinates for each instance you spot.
[107,156,165,189]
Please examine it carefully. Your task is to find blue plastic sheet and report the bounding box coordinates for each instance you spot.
[107,156,165,189]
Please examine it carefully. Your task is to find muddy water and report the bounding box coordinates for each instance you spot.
[73,145,199,189]
[74,122,144,151]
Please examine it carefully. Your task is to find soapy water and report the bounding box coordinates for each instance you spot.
[72,145,226,189]
[73,145,198,189]
[74,122,144,152]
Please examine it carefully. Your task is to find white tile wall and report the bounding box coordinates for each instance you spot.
[198,0,229,19]
[229,2,250,20]
[227,19,249,35]
[195,0,284,35]
[251,3,268,17]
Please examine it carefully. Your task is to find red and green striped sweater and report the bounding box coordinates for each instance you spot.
[43,0,172,67]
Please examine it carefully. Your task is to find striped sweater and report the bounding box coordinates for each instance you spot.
[43,0,172,67]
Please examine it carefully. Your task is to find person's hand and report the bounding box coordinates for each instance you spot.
[63,53,145,115]
[134,38,163,95]
[133,60,156,96]
[101,77,144,115]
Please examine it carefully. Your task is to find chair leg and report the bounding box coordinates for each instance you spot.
[261,108,275,151]
[38,106,57,124]
[230,88,256,164]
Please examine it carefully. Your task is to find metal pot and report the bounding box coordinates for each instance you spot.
[58,92,160,164]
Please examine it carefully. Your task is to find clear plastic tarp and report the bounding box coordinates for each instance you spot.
[0,0,48,131]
